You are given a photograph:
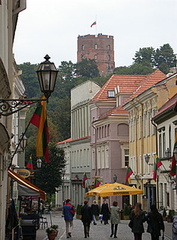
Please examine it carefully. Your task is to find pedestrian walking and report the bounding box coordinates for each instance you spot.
[81,200,92,238]
[147,204,164,240]
[101,200,110,224]
[91,200,99,225]
[129,202,146,240]
[110,201,120,238]
[63,199,75,238]
[172,215,177,240]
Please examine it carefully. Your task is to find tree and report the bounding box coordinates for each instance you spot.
[75,59,100,78]
[154,44,176,74]
[133,47,155,68]
[18,62,40,98]
[34,143,66,203]
[114,64,154,75]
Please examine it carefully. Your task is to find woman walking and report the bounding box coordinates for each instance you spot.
[110,201,120,238]
[147,204,164,240]
[81,200,92,238]
[91,200,99,225]
[101,200,110,224]
[130,202,146,240]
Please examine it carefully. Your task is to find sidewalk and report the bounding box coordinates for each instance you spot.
[36,211,173,240]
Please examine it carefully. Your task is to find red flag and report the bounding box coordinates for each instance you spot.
[26,155,33,170]
[170,156,176,176]
[30,96,49,163]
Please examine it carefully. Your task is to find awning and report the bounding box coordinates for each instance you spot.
[8,169,46,200]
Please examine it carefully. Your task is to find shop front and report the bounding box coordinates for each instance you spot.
[7,169,46,240]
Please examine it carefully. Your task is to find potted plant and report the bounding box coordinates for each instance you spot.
[46,225,58,240]
[162,208,167,221]
[76,204,82,219]
[166,210,174,223]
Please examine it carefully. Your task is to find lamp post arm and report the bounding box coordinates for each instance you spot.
[9,120,31,168]
[0,98,47,117]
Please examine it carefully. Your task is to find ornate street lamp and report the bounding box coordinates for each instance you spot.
[0,55,58,117]
[37,55,58,100]
[165,148,171,158]
[144,154,150,164]
[37,158,42,168]
[20,134,27,151]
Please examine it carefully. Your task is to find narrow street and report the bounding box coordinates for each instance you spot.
[36,212,173,240]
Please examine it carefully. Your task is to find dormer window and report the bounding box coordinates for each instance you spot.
[107,90,115,98]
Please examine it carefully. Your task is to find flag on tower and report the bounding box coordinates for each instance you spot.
[90,21,96,27]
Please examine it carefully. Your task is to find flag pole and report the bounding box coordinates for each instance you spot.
[10,120,31,168]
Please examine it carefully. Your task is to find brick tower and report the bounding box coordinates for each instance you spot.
[77,34,115,76]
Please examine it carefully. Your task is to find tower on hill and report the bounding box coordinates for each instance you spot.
[77,34,115,76]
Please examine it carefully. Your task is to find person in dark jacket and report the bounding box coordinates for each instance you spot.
[147,204,165,240]
[91,200,99,225]
[81,200,92,238]
[130,202,146,240]
[101,200,110,224]
[63,199,75,238]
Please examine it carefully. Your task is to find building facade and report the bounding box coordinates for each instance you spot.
[0,1,26,238]
[89,71,165,208]
[77,34,115,76]
[123,72,177,211]
[56,81,100,207]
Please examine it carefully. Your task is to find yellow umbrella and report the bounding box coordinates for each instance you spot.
[85,182,143,197]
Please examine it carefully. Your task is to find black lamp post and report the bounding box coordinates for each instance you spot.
[9,55,58,168]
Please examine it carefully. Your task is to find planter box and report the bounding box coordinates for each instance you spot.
[123,215,130,220]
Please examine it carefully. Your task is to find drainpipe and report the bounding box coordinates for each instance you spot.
[151,119,159,209]
[92,123,98,177]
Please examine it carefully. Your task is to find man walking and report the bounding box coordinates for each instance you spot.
[63,199,75,238]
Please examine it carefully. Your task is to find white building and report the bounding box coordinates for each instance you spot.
[56,80,100,207]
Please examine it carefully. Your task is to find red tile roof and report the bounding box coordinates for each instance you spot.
[57,136,90,145]
[98,106,129,121]
[153,93,177,119]
[92,69,166,102]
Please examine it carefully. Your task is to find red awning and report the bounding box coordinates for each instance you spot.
[8,169,46,200]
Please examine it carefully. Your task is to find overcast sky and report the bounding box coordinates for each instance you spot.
[13,0,177,68]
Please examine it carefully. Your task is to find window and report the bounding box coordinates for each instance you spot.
[94,54,97,60]
[82,45,85,50]
[124,149,129,167]
[107,55,110,61]
[107,45,111,50]
[107,90,115,98]
[94,44,98,49]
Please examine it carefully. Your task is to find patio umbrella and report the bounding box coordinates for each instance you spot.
[85,182,143,197]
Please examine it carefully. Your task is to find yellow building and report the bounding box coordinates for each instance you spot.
[123,72,177,210]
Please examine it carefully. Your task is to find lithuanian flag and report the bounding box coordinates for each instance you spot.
[26,155,33,170]
[126,166,133,184]
[30,96,49,163]
[153,157,162,181]
[170,140,177,176]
